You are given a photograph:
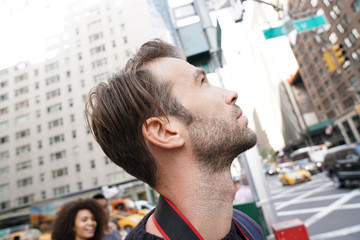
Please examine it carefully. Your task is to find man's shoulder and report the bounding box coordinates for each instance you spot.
[232,209,264,240]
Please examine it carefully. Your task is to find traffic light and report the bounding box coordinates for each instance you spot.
[323,50,337,73]
[355,104,360,115]
[331,44,346,66]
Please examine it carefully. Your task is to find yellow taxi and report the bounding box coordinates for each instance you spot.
[279,165,311,186]
[110,212,144,233]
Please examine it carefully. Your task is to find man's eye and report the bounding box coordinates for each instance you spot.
[201,78,207,84]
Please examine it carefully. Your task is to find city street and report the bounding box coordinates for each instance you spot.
[266,172,360,240]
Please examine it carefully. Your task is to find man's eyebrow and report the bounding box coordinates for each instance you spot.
[193,68,206,81]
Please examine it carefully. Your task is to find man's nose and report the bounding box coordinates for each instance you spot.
[224,90,238,105]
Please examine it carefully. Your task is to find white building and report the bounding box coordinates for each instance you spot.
[0,0,171,217]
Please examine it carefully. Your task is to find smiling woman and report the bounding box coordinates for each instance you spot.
[52,199,106,240]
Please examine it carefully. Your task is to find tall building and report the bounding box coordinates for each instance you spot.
[287,0,360,144]
[0,0,171,224]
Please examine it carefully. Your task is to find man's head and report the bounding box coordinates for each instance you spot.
[85,39,256,188]
[92,193,109,220]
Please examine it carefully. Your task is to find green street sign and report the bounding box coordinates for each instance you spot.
[263,15,327,39]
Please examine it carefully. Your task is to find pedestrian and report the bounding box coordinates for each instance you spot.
[85,39,263,240]
[52,199,105,240]
[109,217,121,231]
[92,193,122,240]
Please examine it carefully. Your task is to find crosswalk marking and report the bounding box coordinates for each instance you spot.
[275,182,333,210]
[310,224,360,240]
[304,189,360,227]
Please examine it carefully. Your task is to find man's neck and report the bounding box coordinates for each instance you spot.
[147,168,235,240]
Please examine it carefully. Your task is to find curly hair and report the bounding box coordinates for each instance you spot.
[52,199,105,240]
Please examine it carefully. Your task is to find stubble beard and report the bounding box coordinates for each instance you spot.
[187,110,257,174]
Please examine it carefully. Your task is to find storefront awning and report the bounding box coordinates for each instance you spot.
[307,120,333,132]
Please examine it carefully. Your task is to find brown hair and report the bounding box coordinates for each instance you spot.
[85,39,191,187]
[52,199,105,240]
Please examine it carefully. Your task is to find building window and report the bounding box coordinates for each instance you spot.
[0,80,8,88]
[53,185,70,197]
[37,125,42,133]
[0,107,8,116]
[45,62,59,72]
[76,164,81,172]
[72,130,77,139]
[77,182,82,191]
[0,151,9,161]
[336,24,344,33]
[0,93,8,102]
[41,191,46,200]
[0,201,10,211]
[15,86,29,97]
[92,177,98,186]
[47,103,62,114]
[73,146,79,156]
[89,32,103,42]
[0,166,9,176]
[49,134,65,145]
[16,144,31,156]
[17,177,33,187]
[0,121,8,131]
[90,159,96,168]
[0,136,9,145]
[15,100,29,110]
[350,76,357,85]
[0,183,9,193]
[39,156,44,165]
[16,129,30,139]
[50,150,66,161]
[90,45,106,55]
[14,73,28,83]
[16,160,32,171]
[52,167,68,178]
[344,38,352,48]
[91,58,107,69]
[70,114,75,122]
[69,99,73,107]
[323,0,330,7]
[88,142,93,151]
[343,97,354,109]
[352,0,360,12]
[17,194,34,206]
[40,173,45,182]
[15,114,30,125]
[93,72,108,83]
[48,118,63,129]
[46,88,61,99]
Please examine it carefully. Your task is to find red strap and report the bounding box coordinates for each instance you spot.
[153,214,171,240]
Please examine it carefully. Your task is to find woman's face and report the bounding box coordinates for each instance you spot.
[73,209,97,240]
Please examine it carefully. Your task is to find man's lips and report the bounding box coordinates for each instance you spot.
[237,111,242,119]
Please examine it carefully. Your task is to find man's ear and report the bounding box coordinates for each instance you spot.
[142,117,184,149]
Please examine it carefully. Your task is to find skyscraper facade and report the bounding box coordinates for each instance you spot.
[288,0,360,144]
[0,0,171,219]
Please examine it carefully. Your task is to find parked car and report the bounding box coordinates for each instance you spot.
[279,165,311,186]
[324,143,360,188]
